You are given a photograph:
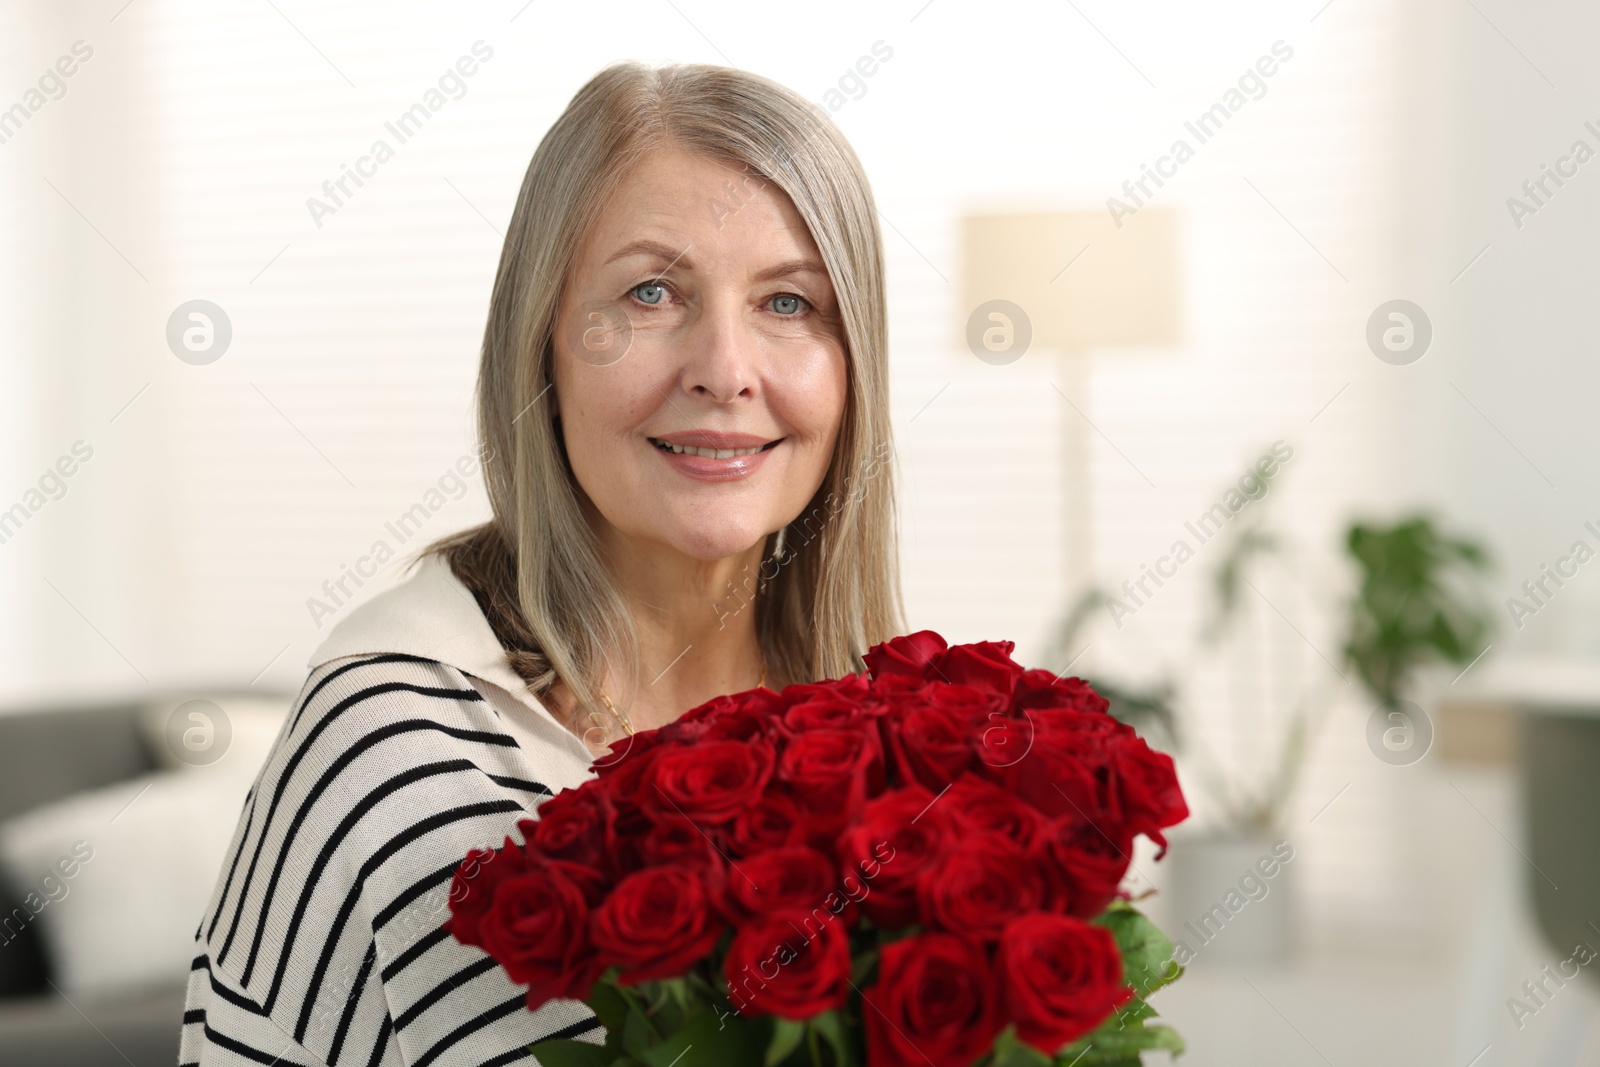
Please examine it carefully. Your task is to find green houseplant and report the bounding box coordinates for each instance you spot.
[1340,516,1495,713]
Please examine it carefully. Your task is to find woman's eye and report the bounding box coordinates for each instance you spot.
[632,282,667,306]
[771,294,806,316]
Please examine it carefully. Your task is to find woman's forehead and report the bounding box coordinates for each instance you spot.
[579,151,825,277]
[609,146,758,201]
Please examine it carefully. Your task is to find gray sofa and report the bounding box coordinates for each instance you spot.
[1520,709,1600,989]
[0,700,190,1067]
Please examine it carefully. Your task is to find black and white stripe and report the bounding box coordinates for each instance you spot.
[179,654,606,1066]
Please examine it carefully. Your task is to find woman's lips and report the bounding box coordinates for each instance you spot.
[647,432,781,482]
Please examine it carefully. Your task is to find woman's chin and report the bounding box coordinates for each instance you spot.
[660,523,771,564]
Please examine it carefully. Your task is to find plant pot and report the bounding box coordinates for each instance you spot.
[1160,831,1296,967]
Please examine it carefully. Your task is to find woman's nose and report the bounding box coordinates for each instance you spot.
[679,296,759,403]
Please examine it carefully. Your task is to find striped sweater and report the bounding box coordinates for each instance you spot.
[179,554,608,1066]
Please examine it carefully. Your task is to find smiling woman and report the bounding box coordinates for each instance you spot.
[537,144,854,731]
[427,60,904,744]
[179,61,903,1067]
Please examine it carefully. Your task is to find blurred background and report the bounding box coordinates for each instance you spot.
[2,0,1599,1063]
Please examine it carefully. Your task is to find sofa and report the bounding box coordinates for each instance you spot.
[0,693,291,1067]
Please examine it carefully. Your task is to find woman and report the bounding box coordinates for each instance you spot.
[179,60,903,1066]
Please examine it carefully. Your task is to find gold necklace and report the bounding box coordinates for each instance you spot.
[597,655,767,736]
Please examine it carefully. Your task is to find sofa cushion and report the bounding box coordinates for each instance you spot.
[0,704,155,825]
[0,879,50,996]
[0,765,255,1003]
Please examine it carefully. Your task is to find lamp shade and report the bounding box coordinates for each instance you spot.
[960,208,1181,351]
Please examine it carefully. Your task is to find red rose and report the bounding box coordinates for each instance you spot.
[778,674,870,712]
[862,675,932,733]
[782,689,872,733]
[971,708,1038,773]
[593,741,666,811]
[984,714,1113,822]
[597,761,658,880]
[868,672,931,699]
[700,702,782,743]
[727,791,810,855]
[997,912,1133,1055]
[594,723,672,775]
[917,835,1046,943]
[477,860,606,1004]
[1109,737,1188,852]
[925,682,1009,718]
[590,864,726,984]
[635,812,723,870]
[447,838,530,949]
[778,726,885,814]
[943,773,1050,849]
[529,789,611,872]
[863,631,948,680]
[663,692,740,735]
[835,785,955,929]
[720,845,847,926]
[603,804,655,881]
[723,910,852,1020]
[1038,816,1133,918]
[931,641,1024,697]
[656,714,712,746]
[863,932,1005,1067]
[882,691,993,792]
[644,738,776,826]
[1037,706,1131,745]
[670,689,785,742]
[1013,670,1110,715]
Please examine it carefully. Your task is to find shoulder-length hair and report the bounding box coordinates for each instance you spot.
[423,60,903,731]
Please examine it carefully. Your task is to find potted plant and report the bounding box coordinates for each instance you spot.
[1047,499,1497,965]
[1340,516,1495,758]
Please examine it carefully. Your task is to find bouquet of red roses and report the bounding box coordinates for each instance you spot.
[448,632,1190,1067]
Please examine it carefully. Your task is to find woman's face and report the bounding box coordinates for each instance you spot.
[550,147,849,563]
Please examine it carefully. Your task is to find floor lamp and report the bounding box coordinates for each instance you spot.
[960,208,1182,606]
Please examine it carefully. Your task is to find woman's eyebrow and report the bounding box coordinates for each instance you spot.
[753,258,827,283]
[602,239,825,284]
[604,239,694,270]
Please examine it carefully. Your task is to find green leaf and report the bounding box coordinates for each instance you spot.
[588,982,631,1036]
[621,1003,655,1059]
[810,1009,860,1067]
[1095,903,1182,998]
[525,1038,623,1067]
[641,979,673,1016]
[1054,1023,1185,1064]
[1108,996,1157,1026]
[988,1026,1053,1067]
[682,966,727,1011]
[647,984,687,1036]
[765,1016,807,1067]
[635,1006,765,1067]
[663,977,691,1012]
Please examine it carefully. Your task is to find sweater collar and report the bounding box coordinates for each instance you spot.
[306,551,577,743]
